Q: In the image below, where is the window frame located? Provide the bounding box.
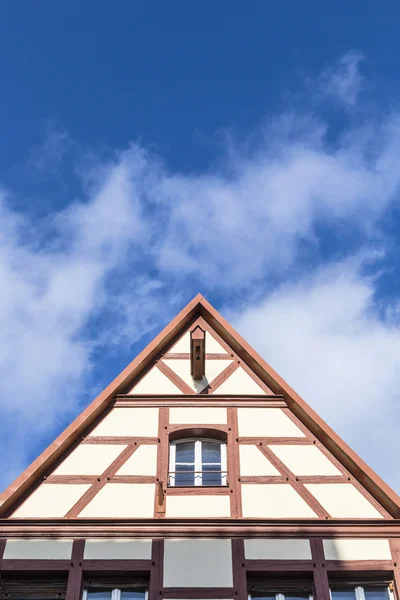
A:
[82,589,148,600]
[329,584,394,600]
[248,593,313,600]
[169,437,227,487]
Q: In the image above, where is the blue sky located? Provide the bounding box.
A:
[1,2,400,494]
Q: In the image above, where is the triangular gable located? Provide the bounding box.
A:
[1,293,399,519]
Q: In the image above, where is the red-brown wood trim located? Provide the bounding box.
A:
[168,423,229,434]
[82,437,158,445]
[206,361,240,394]
[163,589,235,599]
[390,539,400,600]
[1,559,70,570]
[310,538,330,600]
[239,437,313,445]
[65,444,140,518]
[157,361,196,395]
[258,445,330,518]
[239,476,348,484]
[325,559,393,571]
[112,476,157,484]
[66,539,85,600]
[164,353,230,360]
[166,486,230,495]
[1,518,400,538]
[0,538,6,585]
[228,407,242,518]
[154,408,169,517]
[115,396,285,407]
[245,559,314,571]
[83,559,152,571]
[0,294,203,516]
[232,539,247,600]
[148,539,163,600]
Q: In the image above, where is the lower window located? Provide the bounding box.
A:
[331,584,393,600]
[83,592,147,600]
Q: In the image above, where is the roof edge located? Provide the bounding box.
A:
[199,297,400,519]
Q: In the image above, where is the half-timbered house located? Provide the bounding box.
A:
[1,294,399,600]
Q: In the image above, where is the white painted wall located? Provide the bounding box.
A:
[170,331,191,353]
[4,539,73,559]
[166,495,231,518]
[84,539,152,559]
[116,445,158,476]
[323,539,391,560]
[129,367,182,395]
[89,407,159,437]
[238,408,305,437]
[268,445,341,476]
[53,444,126,476]
[244,539,312,560]
[11,483,90,518]
[241,484,317,518]
[78,483,155,518]
[169,407,227,424]
[239,445,280,476]
[305,484,383,518]
[163,539,233,587]
[215,367,266,395]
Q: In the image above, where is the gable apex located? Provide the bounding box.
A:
[1,293,400,520]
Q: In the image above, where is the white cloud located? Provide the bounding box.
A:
[232,257,400,490]
[318,50,365,107]
[2,51,400,495]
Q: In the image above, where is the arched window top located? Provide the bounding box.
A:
[169,437,227,487]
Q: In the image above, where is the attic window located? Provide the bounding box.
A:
[190,326,205,380]
[169,438,227,486]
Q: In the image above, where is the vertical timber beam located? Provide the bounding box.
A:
[66,539,85,600]
[0,538,6,586]
[232,539,247,600]
[227,407,242,518]
[149,539,164,600]
[390,540,400,600]
[155,407,169,517]
[310,539,330,600]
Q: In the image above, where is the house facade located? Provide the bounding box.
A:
[0,294,399,600]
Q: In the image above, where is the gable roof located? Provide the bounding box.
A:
[1,293,399,518]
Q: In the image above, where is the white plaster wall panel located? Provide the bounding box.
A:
[166,495,231,518]
[164,539,233,587]
[169,407,227,425]
[11,484,90,518]
[89,408,159,437]
[129,366,182,395]
[305,484,383,518]
[116,445,158,476]
[53,444,126,476]
[214,367,266,395]
[163,359,233,393]
[241,484,317,518]
[244,539,312,560]
[323,539,391,561]
[4,539,73,559]
[170,331,191,353]
[84,539,152,560]
[238,408,305,437]
[205,333,229,354]
[78,483,155,518]
[239,445,280,476]
[268,445,341,476]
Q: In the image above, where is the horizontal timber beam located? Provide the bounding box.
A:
[1,519,400,539]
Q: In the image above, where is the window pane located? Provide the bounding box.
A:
[285,594,312,600]
[331,590,356,600]
[175,441,195,462]
[202,441,221,464]
[121,592,147,600]
[202,463,222,486]
[87,593,113,600]
[175,463,195,486]
[364,588,390,600]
